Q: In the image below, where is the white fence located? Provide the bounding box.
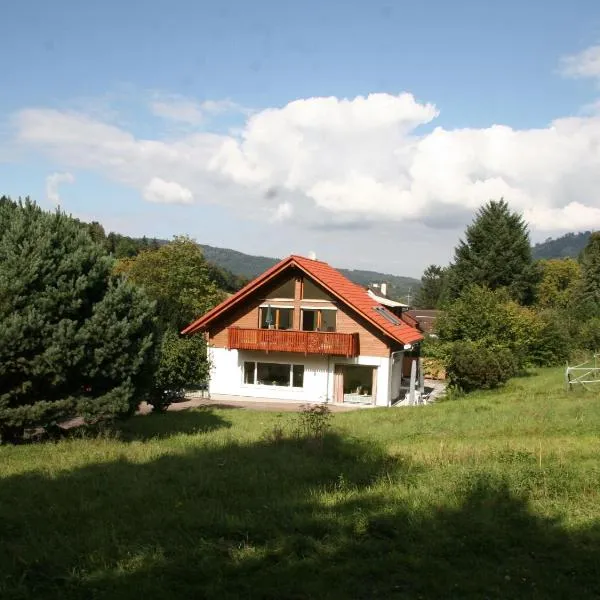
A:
[565,354,600,390]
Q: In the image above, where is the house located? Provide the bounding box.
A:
[182,255,423,406]
[405,309,439,335]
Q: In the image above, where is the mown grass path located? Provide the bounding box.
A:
[1,368,599,599]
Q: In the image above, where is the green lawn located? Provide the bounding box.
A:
[1,367,599,599]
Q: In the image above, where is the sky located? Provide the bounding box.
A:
[2,0,600,276]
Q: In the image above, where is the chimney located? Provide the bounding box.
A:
[380,283,387,297]
[308,251,317,260]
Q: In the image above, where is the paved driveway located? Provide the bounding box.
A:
[139,394,370,414]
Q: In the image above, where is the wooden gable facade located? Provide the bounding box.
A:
[206,267,392,358]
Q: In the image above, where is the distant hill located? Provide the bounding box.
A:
[199,245,278,279]
[199,244,419,301]
[532,231,592,260]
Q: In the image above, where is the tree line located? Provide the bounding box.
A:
[416,199,600,391]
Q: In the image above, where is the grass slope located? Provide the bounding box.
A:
[1,367,599,599]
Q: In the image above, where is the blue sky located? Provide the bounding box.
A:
[2,0,600,275]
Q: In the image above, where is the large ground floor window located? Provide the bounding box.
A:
[243,361,305,388]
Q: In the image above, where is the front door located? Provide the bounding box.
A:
[333,365,344,403]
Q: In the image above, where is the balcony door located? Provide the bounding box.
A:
[301,308,336,332]
[260,306,293,330]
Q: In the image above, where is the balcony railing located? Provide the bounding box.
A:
[227,327,359,357]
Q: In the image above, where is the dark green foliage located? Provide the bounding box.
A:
[532,231,592,259]
[104,232,164,259]
[148,332,209,412]
[449,199,535,303]
[0,198,157,441]
[205,262,249,293]
[116,237,224,332]
[415,264,448,308]
[578,317,600,352]
[447,342,515,392]
[528,310,572,366]
[436,285,537,369]
[577,232,600,313]
[118,238,222,411]
[535,258,581,309]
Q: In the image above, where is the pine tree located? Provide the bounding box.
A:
[415,265,448,308]
[448,199,535,303]
[576,231,600,313]
[0,199,157,442]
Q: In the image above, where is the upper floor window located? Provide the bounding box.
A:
[302,279,331,300]
[260,306,293,330]
[302,308,336,332]
[266,279,295,299]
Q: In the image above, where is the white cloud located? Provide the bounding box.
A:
[143,177,193,204]
[150,95,247,125]
[151,99,204,125]
[45,171,74,206]
[12,87,600,233]
[271,201,293,222]
[560,45,600,80]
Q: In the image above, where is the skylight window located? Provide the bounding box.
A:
[373,306,401,325]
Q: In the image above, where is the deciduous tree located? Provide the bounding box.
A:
[535,258,581,309]
[116,237,225,411]
[116,236,224,331]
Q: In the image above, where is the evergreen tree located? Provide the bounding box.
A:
[448,199,535,303]
[0,199,156,442]
[415,265,448,308]
[577,232,600,311]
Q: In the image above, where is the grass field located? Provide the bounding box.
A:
[1,367,599,599]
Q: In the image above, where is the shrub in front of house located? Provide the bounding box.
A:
[147,331,208,413]
[447,342,516,393]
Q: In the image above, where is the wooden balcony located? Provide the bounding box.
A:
[227,327,359,357]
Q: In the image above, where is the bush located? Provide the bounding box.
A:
[436,285,536,371]
[147,387,186,413]
[147,331,208,413]
[447,342,516,393]
[528,310,572,366]
[578,317,600,352]
[294,404,332,445]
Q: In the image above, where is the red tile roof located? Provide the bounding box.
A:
[182,255,423,346]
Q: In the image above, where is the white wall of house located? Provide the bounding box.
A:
[208,347,392,406]
[390,352,404,403]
